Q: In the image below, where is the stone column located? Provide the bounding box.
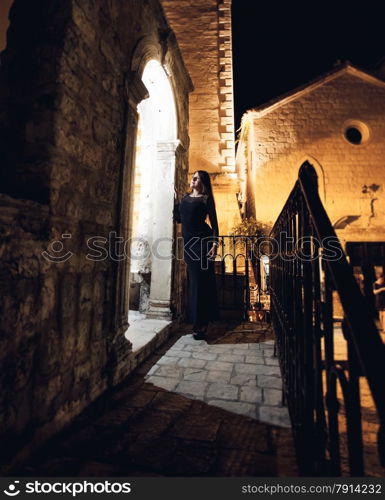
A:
[146,140,179,320]
[111,72,149,342]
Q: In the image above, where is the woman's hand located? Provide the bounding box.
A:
[207,244,218,260]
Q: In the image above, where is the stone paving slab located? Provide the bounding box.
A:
[207,370,232,383]
[240,386,262,403]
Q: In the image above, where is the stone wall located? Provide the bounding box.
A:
[161,0,235,173]
[236,67,385,245]
[0,0,191,471]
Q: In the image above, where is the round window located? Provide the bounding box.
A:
[343,120,370,145]
[345,127,362,144]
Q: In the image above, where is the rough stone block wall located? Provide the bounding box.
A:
[161,0,235,174]
[0,0,190,471]
[239,71,385,244]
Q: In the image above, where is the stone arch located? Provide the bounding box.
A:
[130,31,184,141]
[128,57,179,321]
[130,36,163,77]
[116,22,191,333]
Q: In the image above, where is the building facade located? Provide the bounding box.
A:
[236,64,385,246]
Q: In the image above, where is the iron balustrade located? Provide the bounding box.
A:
[214,235,269,321]
[269,161,385,476]
[345,241,385,320]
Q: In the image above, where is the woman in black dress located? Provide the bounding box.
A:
[373,273,385,331]
[174,170,220,340]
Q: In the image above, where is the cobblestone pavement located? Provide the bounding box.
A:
[146,331,290,427]
[14,321,298,477]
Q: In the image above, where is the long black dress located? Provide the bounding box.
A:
[174,193,220,328]
[374,282,385,311]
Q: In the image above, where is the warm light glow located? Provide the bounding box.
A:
[130,59,178,274]
[139,59,177,142]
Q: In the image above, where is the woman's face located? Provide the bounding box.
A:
[190,172,204,193]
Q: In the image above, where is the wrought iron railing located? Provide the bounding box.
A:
[269,161,385,476]
[214,235,269,321]
[345,241,385,320]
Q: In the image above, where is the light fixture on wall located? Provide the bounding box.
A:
[362,183,380,219]
[362,184,380,194]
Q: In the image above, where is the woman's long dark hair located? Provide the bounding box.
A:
[195,170,215,201]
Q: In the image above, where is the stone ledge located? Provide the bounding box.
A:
[125,318,173,365]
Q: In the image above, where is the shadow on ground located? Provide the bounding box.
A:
[12,320,297,477]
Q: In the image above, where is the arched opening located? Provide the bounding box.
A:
[298,156,326,204]
[128,59,178,322]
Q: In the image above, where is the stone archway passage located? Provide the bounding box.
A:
[128,59,178,322]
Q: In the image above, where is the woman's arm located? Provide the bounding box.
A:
[173,189,182,223]
[207,195,219,244]
[173,202,181,223]
[373,286,385,294]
